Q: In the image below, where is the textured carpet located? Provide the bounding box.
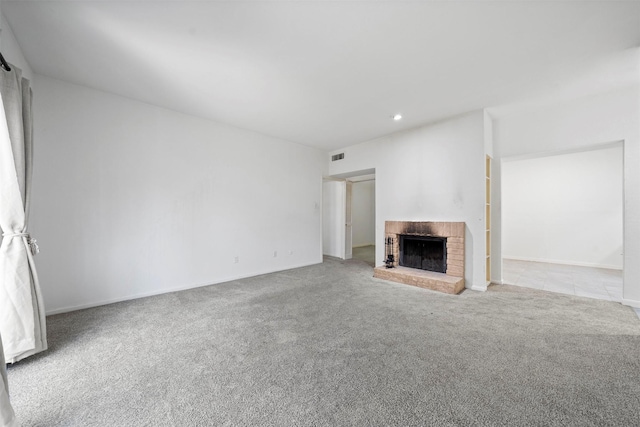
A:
[7,258,640,426]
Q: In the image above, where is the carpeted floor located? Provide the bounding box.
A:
[7,258,640,426]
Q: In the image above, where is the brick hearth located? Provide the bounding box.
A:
[373,221,465,294]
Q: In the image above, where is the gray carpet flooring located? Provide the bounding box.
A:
[7,258,640,426]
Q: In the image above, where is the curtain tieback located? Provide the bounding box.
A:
[2,232,40,255]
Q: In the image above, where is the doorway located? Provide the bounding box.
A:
[322,170,376,265]
[500,142,624,302]
[349,175,376,266]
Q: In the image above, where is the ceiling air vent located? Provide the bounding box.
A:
[331,153,344,161]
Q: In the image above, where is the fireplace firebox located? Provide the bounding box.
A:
[399,235,447,273]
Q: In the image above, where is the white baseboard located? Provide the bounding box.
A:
[469,284,487,292]
[503,256,622,271]
[45,260,322,316]
[622,298,640,309]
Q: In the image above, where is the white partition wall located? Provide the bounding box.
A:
[31,75,325,314]
[322,180,346,259]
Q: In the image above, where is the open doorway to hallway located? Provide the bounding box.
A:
[322,170,376,266]
[350,176,376,266]
[501,142,624,302]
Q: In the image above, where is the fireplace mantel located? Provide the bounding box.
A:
[373,221,465,294]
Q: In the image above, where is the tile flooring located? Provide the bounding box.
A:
[502,259,623,303]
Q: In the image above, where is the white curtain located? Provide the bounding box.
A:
[0,64,47,364]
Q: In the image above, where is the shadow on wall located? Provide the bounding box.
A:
[466,225,474,289]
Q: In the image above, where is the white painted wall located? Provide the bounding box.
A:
[351,180,375,247]
[0,13,33,80]
[493,84,640,306]
[328,112,487,290]
[484,110,493,158]
[322,180,345,258]
[30,75,324,314]
[502,145,623,269]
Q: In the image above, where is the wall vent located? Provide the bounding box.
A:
[331,153,344,161]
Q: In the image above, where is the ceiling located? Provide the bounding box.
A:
[3,1,639,151]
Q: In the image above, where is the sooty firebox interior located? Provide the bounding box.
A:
[399,235,447,273]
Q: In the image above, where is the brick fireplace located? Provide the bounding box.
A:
[373,221,465,294]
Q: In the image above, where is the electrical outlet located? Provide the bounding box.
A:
[234,256,239,264]
[289,250,293,255]
[273,251,278,258]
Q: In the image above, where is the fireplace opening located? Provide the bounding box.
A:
[399,235,447,273]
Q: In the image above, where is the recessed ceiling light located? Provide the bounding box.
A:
[392,114,402,121]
